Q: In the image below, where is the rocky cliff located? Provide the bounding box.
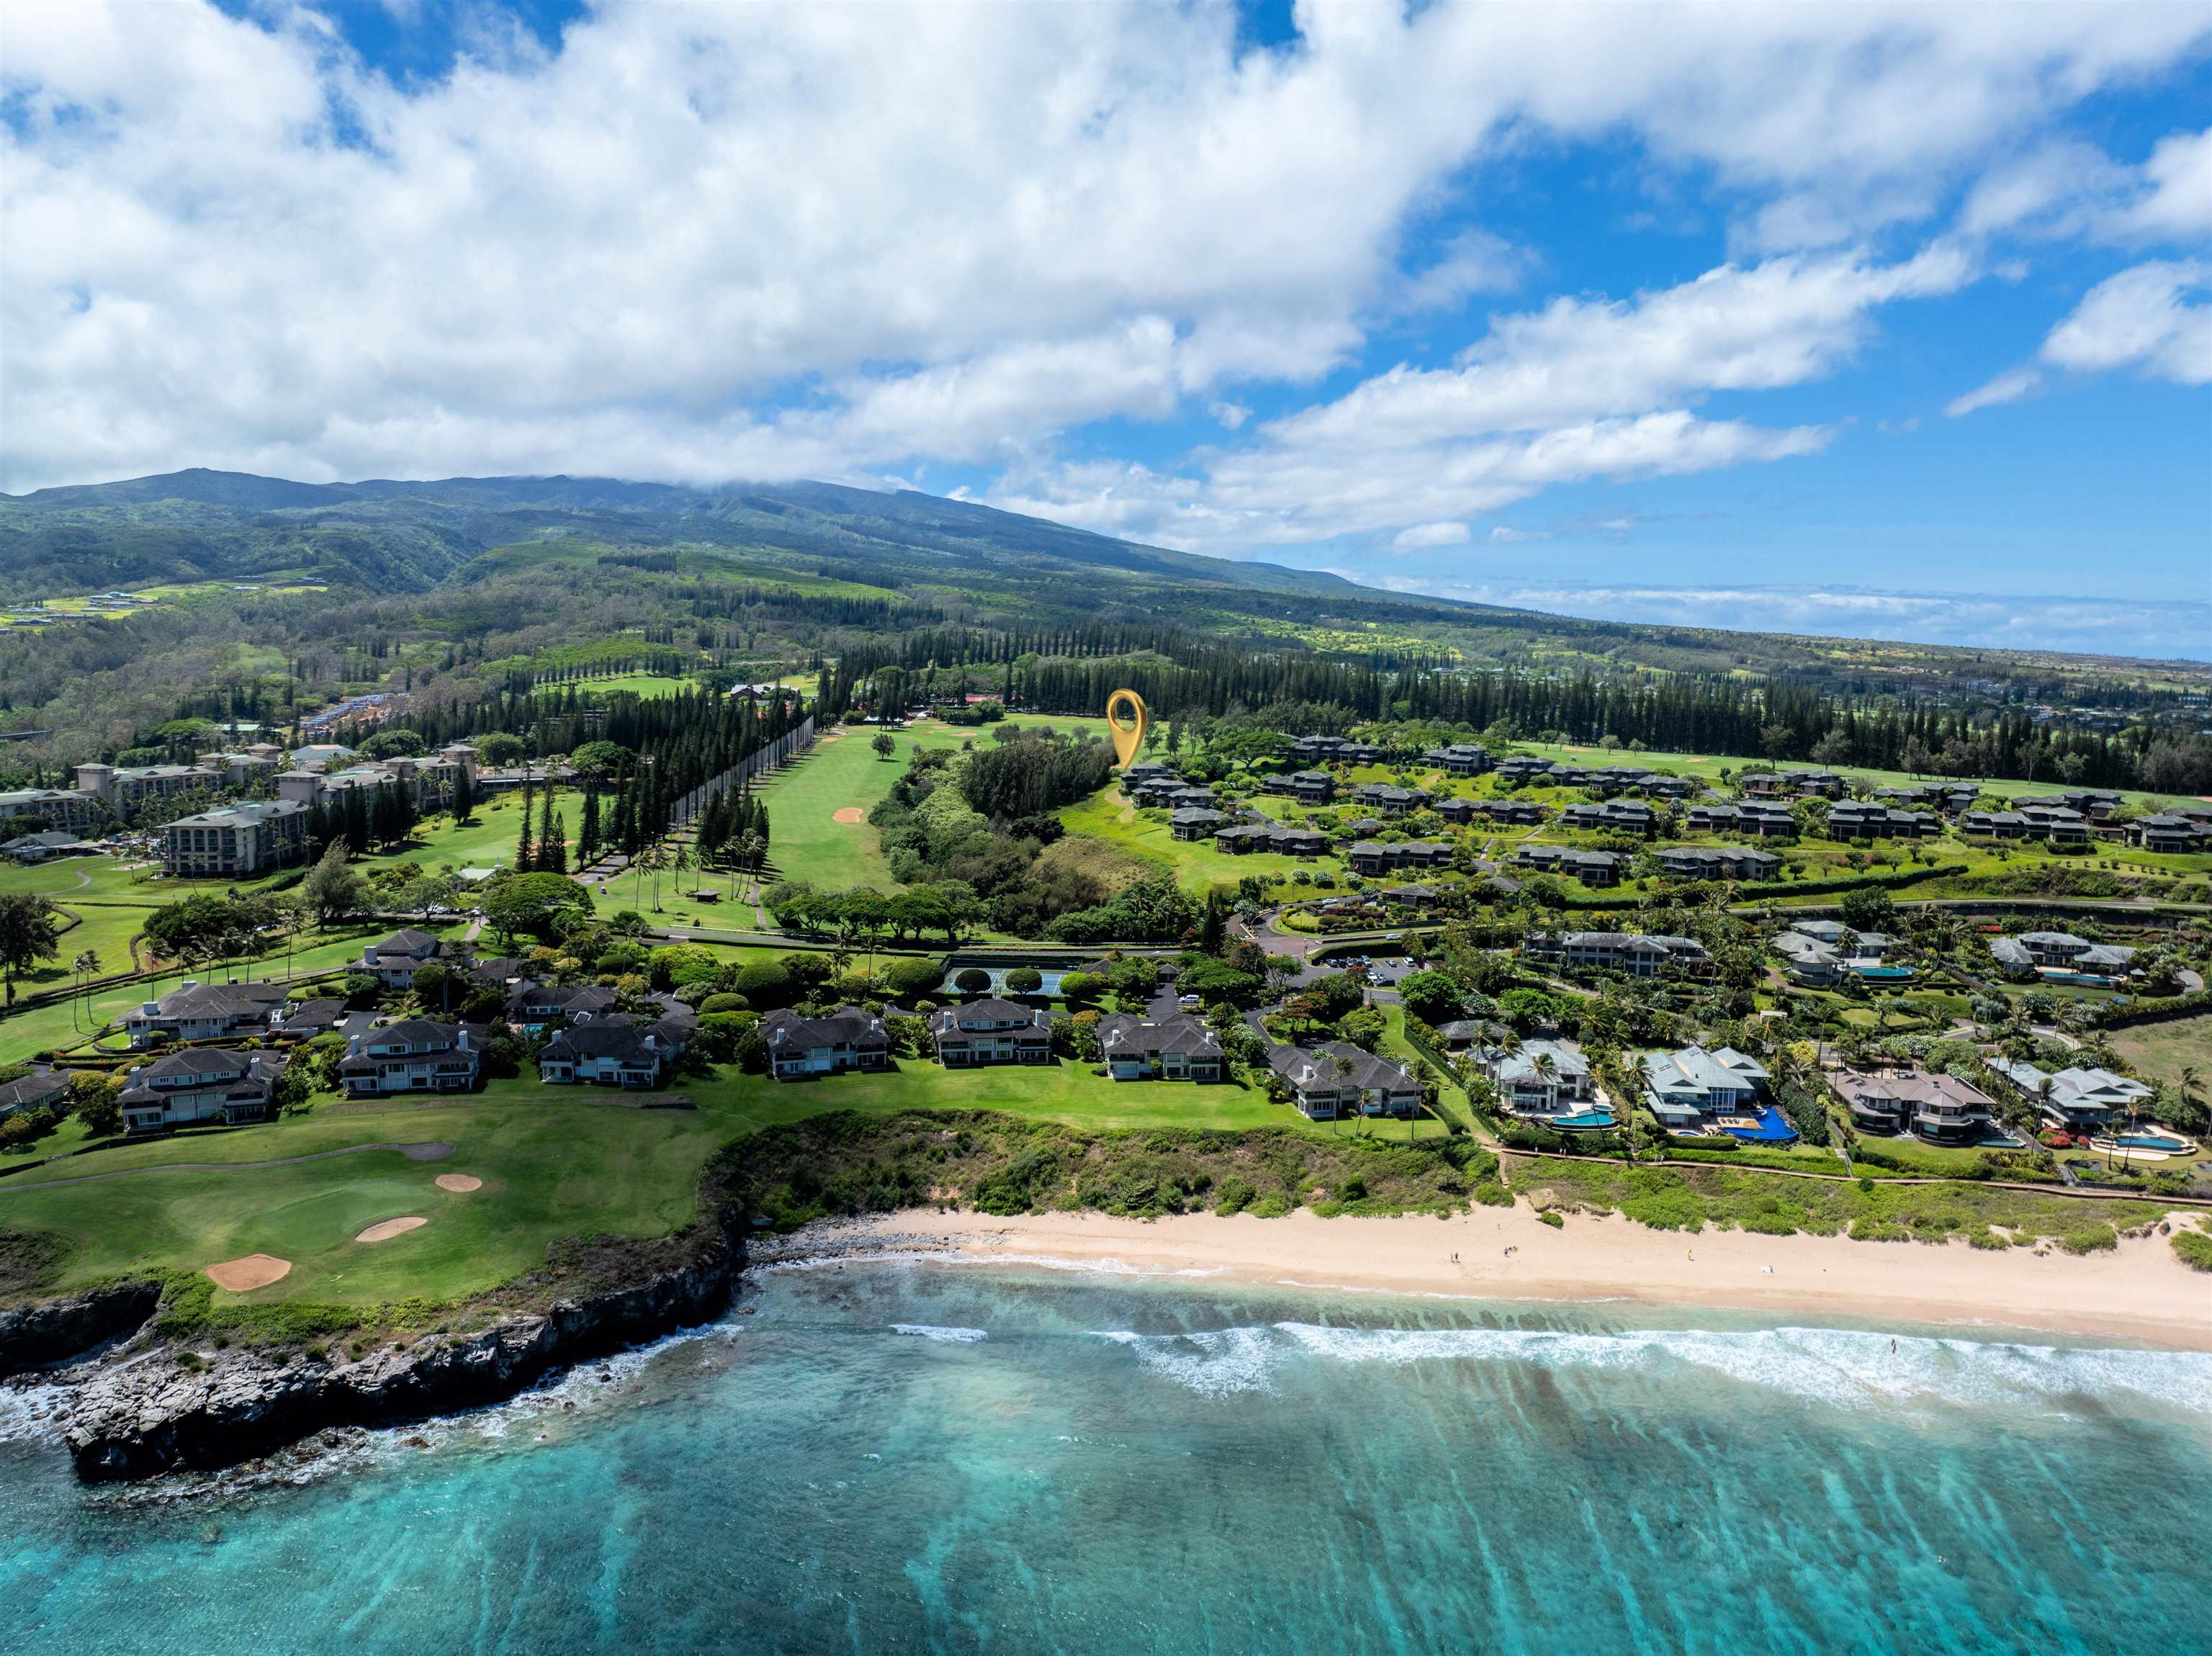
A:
[62,1244,735,1481]
[0,1279,164,1372]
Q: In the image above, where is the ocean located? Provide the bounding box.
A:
[2,1259,2208,1655]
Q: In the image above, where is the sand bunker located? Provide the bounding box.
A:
[207,1254,292,1292]
[356,1216,428,1243]
[435,1173,482,1193]
[832,807,866,824]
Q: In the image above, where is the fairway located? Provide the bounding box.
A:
[757,714,1112,891]
[0,1052,1436,1310]
[1058,788,1336,896]
[2108,1014,2212,1094]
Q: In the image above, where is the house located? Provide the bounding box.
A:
[1120,760,1176,792]
[1824,801,1941,838]
[1640,1046,1776,1133]
[338,1020,482,1095]
[1831,1068,2000,1145]
[2128,814,2211,853]
[1526,931,1709,978]
[1346,840,1453,876]
[1960,809,2031,840]
[932,998,1053,1067]
[2017,804,2092,844]
[1262,770,1337,804]
[1350,783,1432,816]
[762,1007,891,1081]
[1473,1039,1593,1119]
[1736,801,1800,839]
[1422,743,1493,776]
[356,928,461,989]
[1989,931,2135,981]
[1380,883,1442,908]
[1169,806,1231,841]
[1269,1041,1423,1120]
[1685,803,1743,834]
[1289,735,1381,765]
[1493,756,1562,786]
[157,799,310,876]
[122,978,288,1048]
[503,982,620,1032]
[1771,930,1845,985]
[117,1048,287,1131]
[272,998,347,1038]
[1512,845,1622,886]
[1214,823,1332,857]
[1434,1019,1505,1048]
[2056,788,2126,821]
[0,1070,71,1119]
[1096,1012,1226,1081]
[1640,774,1700,800]
[1990,1059,2152,1132]
[538,1016,685,1088]
[1654,845,1781,881]
[1559,798,1659,837]
[0,831,86,863]
[1444,797,1546,826]
[1742,769,1845,798]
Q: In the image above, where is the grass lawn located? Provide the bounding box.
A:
[0,1052,1364,1309]
[2108,1014,2212,1093]
[572,672,697,699]
[757,714,1112,891]
[1057,787,1336,897]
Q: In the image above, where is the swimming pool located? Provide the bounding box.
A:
[1536,1110,1617,1130]
[1720,1104,1800,1145]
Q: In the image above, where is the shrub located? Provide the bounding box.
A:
[1472,1183,1514,1207]
[883,957,945,998]
[2058,1225,2118,1256]
[1537,1210,1565,1229]
[1004,967,1043,995]
[696,993,750,1016]
[1213,1177,1256,1217]
[954,967,992,995]
[2172,1228,2212,1273]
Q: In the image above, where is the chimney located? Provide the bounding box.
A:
[181,979,199,991]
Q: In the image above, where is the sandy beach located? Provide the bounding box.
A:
[808,1206,2212,1349]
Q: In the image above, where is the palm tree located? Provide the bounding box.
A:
[69,948,99,1030]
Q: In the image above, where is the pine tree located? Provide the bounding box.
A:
[543,811,568,874]
[516,779,536,873]
[451,766,475,825]
[343,787,371,856]
[537,783,558,865]
[577,785,601,863]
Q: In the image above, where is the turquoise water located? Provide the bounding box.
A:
[4,1261,2209,1654]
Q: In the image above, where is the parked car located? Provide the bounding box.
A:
[1177,993,1203,1010]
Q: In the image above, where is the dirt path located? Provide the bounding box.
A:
[0,1140,455,1194]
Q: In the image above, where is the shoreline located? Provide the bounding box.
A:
[791,1207,2212,1351]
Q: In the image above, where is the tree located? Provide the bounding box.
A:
[577,785,603,864]
[475,732,527,768]
[451,765,476,825]
[1838,885,1899,937]
[955,966,992,996]
[69,948,100,1030]
[1004,966,1043,995]
[0,893,62,1004]
[1398,969,1465,1027]
[515,779,537,873]
[68,1071,122,1138]
[485,870,595,948]
[872,731,896,760]
[300,842,371,927]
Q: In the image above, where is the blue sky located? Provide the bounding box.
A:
[4,1,2208,657]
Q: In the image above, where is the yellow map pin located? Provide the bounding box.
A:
[1105,688,1148,769]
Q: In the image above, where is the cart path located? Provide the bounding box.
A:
[0,1140,454,1193]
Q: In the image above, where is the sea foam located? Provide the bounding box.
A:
[1094,1322,2212,1416]
[891,1323,989,1344]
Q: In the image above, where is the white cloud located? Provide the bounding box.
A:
[4,1,2208,496]
[2041,260,2212,384]
[2120,127,2212,238]
[1487,526,1552,543]
[1391,521,1472,550]
[1960,124,2212,246]
[1944,365,2043,418]
[1208,401,1251,431]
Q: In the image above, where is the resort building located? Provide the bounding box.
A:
[338,1020,483,1096]
[537,1016,686,1089]
[1830,1068,2002,1145]
[1736,801,1801,838]
[122,978,289,1048]
[1288,735,1381,765]
[1471,1038,1593,1118]
[1349,783,1432,817]
[2016,804,2092,844]
[1096,1012,1226,1082]
[2129,814,2212,853]
[1741,769,1845,799]
[117,1048,288,1132]
[0,831,87,863]
[0,787,106,834]
[1653,845,1782,881]
[1261,770,1337,805]
[1269,1041,1423,1120]
[1558,798,1659,837]
[1824,801,1941,838]
[1214,823,1331,858]
[1169,806,1231,841]
[72,762,223,816]
[1421,743,1494,776]
[1771,924,1910,986]
[1524,931,1709,978]
[0,1071,71,1120]
[761,1007,892,1081]
[156,799,310,876]
[1639,1045,1775,1134]
[1990,1060,2152,1132]
[932,998,1053,1067]
[1346,840,1453,876]
[1438,797,1545,827]
[1513,845,1624,886]
[1959,809,2031,840]
[2055,788,2126,821]
[271,998,347,1038]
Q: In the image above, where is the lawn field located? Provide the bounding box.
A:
[1057,788,1334,896]
[0,1053,1406,1309]
[2108,1014,2212,1094]
[756,714,1112,891]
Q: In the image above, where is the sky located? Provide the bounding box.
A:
[3,0,2209,660]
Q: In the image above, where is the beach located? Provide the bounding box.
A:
[807,1205,2212,1349]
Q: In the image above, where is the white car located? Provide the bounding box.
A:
[1177,993,1203,1010]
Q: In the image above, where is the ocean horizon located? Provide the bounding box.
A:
[4,1259,2207,1654]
